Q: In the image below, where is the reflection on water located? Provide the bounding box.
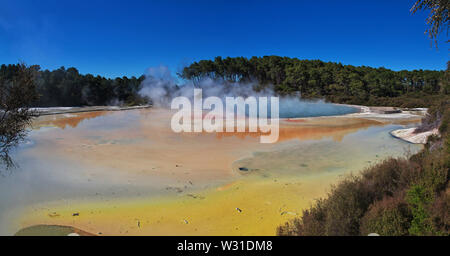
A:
[0,108,423,235]
[34,111,110,129]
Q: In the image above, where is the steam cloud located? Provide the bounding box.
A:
[139,65,357,118]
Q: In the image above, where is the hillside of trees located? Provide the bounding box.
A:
[0,64,149,107]
[181,56,448,107]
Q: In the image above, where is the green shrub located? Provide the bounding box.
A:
[360,194,412,236]
[406,185,434,235]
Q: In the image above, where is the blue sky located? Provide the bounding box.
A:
[0,0,448,78]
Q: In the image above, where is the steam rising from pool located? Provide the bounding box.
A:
[139,65,358,118]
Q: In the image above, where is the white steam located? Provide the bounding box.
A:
[138,65,358,118]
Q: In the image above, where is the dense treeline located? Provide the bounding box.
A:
[277,98,450,236]
[0,64,149,107]
[181,56,448,107]
[2,57,447,108]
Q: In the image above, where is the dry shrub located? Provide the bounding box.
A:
[430,187,450,235]
[323,177,372,235]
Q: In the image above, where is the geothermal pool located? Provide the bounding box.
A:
[0,107,423,235]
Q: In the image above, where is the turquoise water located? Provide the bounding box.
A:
[243,99,358,118]
[278,101,358,118]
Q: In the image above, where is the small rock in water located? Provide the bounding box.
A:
[187,194,205,199]
[280,211,297,216]
[48,212,60,217]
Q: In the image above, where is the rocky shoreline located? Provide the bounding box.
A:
[343,104,438,144]
[33,105,152,116]
[390,127,439,144]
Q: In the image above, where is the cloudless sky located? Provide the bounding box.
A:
[0,0,448,78]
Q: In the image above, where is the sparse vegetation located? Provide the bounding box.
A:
[411,0,449,47]
[0,64,39,168]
